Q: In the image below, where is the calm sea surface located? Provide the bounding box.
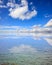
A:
[0,33,52,65]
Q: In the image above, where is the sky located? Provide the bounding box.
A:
[0,0,52,27]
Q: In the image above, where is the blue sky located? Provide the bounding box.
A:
[0,0,52,27]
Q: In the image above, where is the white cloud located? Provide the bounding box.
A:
[21,0,28,6]
[9,44,37,53]
[0,25,20,35]
[0,0,3,4]
[0,25,52,38]
[32,24,41,28]
[7,2,15,8]
[9,0,37,20]
[0,30,17,35]
[0,5,7,8]
[44,19,52,27]
[31,24,42,32]
[0,25,20,29]
[20,10,37,20]
[0,0,37,20]
[9,6,28,19]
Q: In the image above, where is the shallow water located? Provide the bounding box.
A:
[0,33,52,65]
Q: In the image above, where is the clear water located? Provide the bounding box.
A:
[0,33,52,65]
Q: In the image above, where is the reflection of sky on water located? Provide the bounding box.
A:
[0,33,52,54]
[0,33,52,65]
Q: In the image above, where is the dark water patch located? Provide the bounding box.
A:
[1,63,18,65]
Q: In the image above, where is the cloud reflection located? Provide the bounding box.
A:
[44,38,52,46]
[9,44,37,53]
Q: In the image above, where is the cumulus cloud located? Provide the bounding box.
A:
[20,10,37,20]
[0,0,37,20]
[9,6,28,19]
[9,0,37,20]
[9,44,37,53]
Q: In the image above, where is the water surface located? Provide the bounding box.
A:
[0,33,52,65]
